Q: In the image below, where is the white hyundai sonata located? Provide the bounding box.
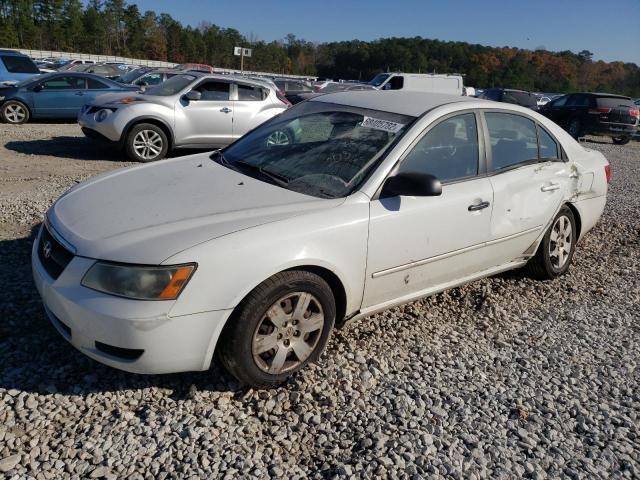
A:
[33,91,609,387]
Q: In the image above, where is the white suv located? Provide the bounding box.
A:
[79,73,289,162]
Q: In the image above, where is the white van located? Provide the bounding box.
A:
[369,72,464,96]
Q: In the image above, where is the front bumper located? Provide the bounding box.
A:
[78,108,124,143]
[31,226,232,374]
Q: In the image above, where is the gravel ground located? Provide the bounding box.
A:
[1,124,639,479]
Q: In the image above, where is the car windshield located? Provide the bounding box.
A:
[216,101,414,199]
[118,68,149,84]
[369,73,390,87]
[1,55,40,74]
[144,74,195,96]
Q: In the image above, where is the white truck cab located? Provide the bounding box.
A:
[369,72,464,96]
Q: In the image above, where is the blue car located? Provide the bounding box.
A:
[0,50,41,85]
[0,72,138,124]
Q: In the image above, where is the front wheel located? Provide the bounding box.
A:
[1,100,30,124]
[125,123,169,162]
[612,136,630,145]
[218,271,336,387]
[526,206,577,280]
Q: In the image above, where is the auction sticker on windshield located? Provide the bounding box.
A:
[360,117,405,133]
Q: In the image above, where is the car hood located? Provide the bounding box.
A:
[48,154,344,264]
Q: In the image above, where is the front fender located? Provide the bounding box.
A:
[164,198,370,318]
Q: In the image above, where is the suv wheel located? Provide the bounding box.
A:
[1,100,30,124]
[219,271,336,387]
[567,118,581,139]
[125,123,169,162]
[612,136,630,145]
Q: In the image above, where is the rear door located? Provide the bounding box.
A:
[231,83,272,139]
[32,75,87,117]
[482,111,570,264]
[176,78,233,146]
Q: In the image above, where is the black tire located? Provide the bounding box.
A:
[1,100,30,124]
[612,136,630,145]
[567,117,582,139]
[218,270,336,388]
[124,123,169,162]
[526,205,577,280]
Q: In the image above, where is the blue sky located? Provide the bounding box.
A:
[129,0,640,64]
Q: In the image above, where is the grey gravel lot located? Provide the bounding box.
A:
[1,124,639,479]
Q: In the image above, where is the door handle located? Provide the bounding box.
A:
[74,91,85,96]
[468,201,490,211]
[541,183,560,192]
[220,107,232,113]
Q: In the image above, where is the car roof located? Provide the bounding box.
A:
[0,49,28,56]
[310,91,481,117]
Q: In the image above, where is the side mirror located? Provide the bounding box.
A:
[381,172,442,198]
[185,90,201,101]
[32,84,43,93]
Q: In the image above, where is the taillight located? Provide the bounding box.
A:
[604,165,611,184]
[588,108,611,114]
[630,109,639,119]
[276,90,291,107]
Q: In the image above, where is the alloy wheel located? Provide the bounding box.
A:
[266,130,290,147]
[549,215,572,269]
[4,104,27,123]
[133,130,163,160]
[252,292,324,374]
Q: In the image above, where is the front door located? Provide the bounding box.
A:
[363,112,495,308]
[175,79,233,146]
[32,75,87,117]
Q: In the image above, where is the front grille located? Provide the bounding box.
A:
[38,225,74,280]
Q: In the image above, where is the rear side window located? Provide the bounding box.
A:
[480,89,502,101]
[139,73,163,85]
[1,55,40,74]
[399,113,479,182]
[485,112,538,171]
[195,81,230,100]
[538,127,559,159]
[237,84,265,101]
[87,78,109,89]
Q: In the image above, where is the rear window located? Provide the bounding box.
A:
[1,55,40,74]
[596,96,634,108]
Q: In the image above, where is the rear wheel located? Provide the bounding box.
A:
[218,271,335,387]
[526,206,577,280]
[1,100,30,124]
[125,123,169,162]
[612,136,630,145]
[567,117,582,139]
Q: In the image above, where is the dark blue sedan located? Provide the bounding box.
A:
[0,72,138,124]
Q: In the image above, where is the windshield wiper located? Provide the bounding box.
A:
[234,160,290,186]
[210,149,229,165]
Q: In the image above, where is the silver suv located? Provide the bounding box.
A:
[79,73,289,162]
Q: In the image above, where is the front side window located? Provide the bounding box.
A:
[485,112,538,171]
[218,101,414,198]
[398,113,479,182]
[369,73,390,87]
[195,80,230,101]
[538,127,559,159]
[237,84,265,101]
[41,76,85,90]
[1,55,40,74]
[87,78,109,89]
[566,94,591,107]
[549,95,568,107]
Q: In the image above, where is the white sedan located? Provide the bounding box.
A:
[33,91,609,387]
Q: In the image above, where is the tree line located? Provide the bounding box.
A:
[1,0,638,96]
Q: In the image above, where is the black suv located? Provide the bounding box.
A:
[478,88,538,110]
[540,92,639,144]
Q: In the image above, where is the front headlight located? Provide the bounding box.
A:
[82,262,196,300]
[95,108,111,122]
